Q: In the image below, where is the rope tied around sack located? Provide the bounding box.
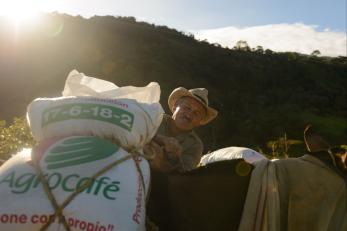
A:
[32,153,71,231]
[32,145,149,231]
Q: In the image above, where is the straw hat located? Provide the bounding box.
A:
[168,87,218,125]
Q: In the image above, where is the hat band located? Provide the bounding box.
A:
[192,93,207,106]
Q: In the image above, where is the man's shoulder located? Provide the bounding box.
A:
[160,114,202,146]
[190,130,203,146]
[178,130,203,149]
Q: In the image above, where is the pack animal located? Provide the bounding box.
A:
[147,126,347,231]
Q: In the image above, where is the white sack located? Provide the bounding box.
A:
[200,147,267,166]
[27,96,162,149]
[62,70,161,104]
[0,136,150,231]
[27,70,164,149]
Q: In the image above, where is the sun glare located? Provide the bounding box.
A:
[0,0,42,26]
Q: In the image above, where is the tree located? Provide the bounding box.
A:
[253,46,264,54]
[265,49,274,55]
[233,40,251,51]
[311,50,321,56]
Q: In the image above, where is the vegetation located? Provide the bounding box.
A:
[0,117,35,162]
[0,13,346,161]
[266,133,302,159]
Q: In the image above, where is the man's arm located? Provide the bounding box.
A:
[178,141,203,172]
[145,134,203,172]
[144,138,181,173]
[152,134,183,162]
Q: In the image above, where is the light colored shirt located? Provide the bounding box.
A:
[156,114,203,171]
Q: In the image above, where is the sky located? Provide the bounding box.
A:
[0,0,346,56]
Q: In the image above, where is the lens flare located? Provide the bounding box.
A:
[0,0,41,26]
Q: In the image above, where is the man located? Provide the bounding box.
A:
[145,87,218,172]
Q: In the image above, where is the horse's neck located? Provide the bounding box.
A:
[310,152,347,185]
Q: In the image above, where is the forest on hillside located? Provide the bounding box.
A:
[0,13,346,158]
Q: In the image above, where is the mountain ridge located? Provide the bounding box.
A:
[1,13,346,155]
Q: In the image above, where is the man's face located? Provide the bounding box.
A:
[172,97,207,131]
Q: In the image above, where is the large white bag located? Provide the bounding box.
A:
[0,136,150,231]
[199,147,267,166]
[27,70,164,149]
[62,70,161,103]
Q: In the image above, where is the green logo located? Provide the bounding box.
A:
[42,103,134,131]
[44,136,119,169]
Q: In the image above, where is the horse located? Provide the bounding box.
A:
[147,159,253,231]
[147,126,347,230]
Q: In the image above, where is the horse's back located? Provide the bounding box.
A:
[148,159,253,231]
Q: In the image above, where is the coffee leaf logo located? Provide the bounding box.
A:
[44,136,119,169]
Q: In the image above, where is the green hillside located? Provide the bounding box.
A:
[1,13,346,156]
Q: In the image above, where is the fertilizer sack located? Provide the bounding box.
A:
[27,96,162,149]
[0,136,150,231]
[27,70,163,149]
